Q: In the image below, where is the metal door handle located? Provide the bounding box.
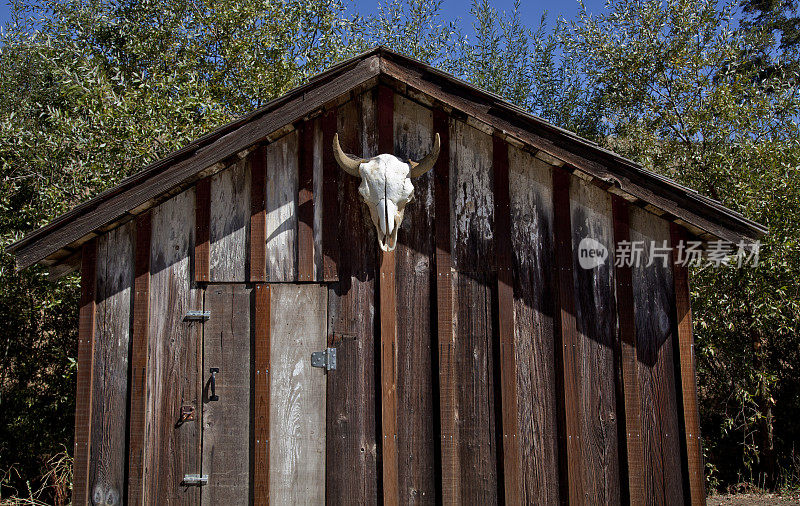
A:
[209,368,219,401]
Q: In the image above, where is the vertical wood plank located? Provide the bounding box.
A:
[630,207,684,505]
[378,85,394,154]
[201,285,252,505]
[145,189,203,505]
[508,146,560,505]
[127,211,151,506]
[269,284,327,504]
[321,109,340,281]
[569,178,621,504]
[450,119,497,503]
[670,224,706,506]
[89,222,134,506]
[73,239,97,506]
[376,84,400,504]
[552,169,584,505]
[325,94,378,505]
[210,158,250,282]
[266,131,299,281]
[312,118,324,281]
[253,284,271,505]
[298,121,315,281]
[250,146,268,282]
[195,177,211,283]
[433,108,459,505]
[393,94,437,502]
[612,196,645,506]
[492,134,522,505]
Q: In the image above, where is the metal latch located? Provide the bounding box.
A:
[184,310,210,322]
[208,368,219,401]
[182,474,208,486]
[176,405,195,427]
[311,348,337,371]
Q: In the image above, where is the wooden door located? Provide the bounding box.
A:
[197,283,327,505]
[268,284,327,505]
[201,284,252,505]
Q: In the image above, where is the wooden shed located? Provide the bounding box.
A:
[9,47,766,505]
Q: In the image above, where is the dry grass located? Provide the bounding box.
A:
[708,492,800,505]
[0,448,72,506]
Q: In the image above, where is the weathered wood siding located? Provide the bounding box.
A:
[209,158,250,282]
[569,177,621,504]
[266,131,299,282]
[629,206,685,505]
[76,85,702,506]
[450,119,498,502]
[508,145,560,505]
[145,188,203,505]
[393,93,437,503]
[378,86,400,502]
[89,221,134,505]
[74,240,97,506]
[206,132,303,284]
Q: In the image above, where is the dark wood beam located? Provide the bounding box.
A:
[612,196,645,505]
[126,212,151,506]
[253,284,271,504]
[321,109,340,282]
[552,169,584,504]
[671,223,707,506]
[250,146,267,282]
[492,134,522,504]
[432,108,460,504]
[73,239,97,505]
[377,84,399,503]
[297,121,315,282]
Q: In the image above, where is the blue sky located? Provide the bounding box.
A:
[0,0,607,33]
[347,0,605,30]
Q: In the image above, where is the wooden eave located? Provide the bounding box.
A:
[8,46,767,271]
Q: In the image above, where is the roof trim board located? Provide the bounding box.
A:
[8,47,766,269]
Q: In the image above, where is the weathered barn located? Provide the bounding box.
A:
[9,47,766,505]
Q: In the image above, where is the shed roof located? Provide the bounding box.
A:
[8,46,767,270]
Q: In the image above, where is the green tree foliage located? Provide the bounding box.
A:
[741,0,799,52]
[360,0,596,135]
[360,0,458,62]
[450,0,600,136]
[1,0,799,500]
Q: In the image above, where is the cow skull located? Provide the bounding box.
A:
[333,132,440,251]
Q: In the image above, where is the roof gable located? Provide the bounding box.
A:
[8,47,766,269]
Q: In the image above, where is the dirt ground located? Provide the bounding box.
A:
[708,493,800,505]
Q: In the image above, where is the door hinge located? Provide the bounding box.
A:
[182,474,208,486]
[311,348,337,371]
[184,310,210,322]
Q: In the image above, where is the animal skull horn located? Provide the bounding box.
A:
[332,132,441,252]
[332,133,364,176]
[408,133,440,178]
